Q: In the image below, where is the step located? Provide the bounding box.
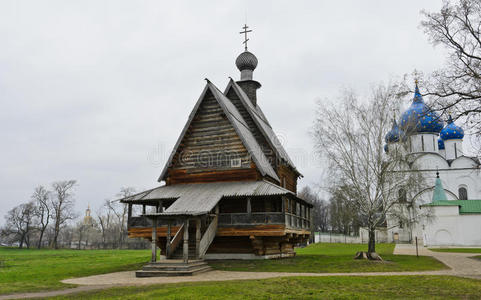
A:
[142,261,208,271]
[145,259,205,266]
[136,266,212,277]
[170,256,198,260]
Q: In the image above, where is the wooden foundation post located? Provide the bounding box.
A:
[183,219,189,263]
[151,217,157,263]
[195,218,201,259]
[166,220,171,258]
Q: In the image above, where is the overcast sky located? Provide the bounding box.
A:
[0,0,448,221]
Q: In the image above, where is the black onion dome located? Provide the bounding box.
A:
[236,51,258,71]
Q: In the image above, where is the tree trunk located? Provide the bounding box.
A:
[52,220,60,249]
[19,233,25,249]
[368,229,376,254]
[37,228,46,249]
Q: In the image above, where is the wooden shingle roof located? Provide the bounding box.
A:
[225,79,301,176]
[158,80,279,183]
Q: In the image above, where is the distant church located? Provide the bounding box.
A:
[120,25,312,274]
[384,82,481,247]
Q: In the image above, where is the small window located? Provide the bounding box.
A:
[230,158,241,168]
[459,187,468,200]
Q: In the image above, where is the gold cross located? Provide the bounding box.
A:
[239,24,252,51]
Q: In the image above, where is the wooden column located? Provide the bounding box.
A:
[151,217,157,263]
[127,204,132,219]
[246,198,251,214]
[166,220,171,258]
[142,205,146,215]
[183,219,189,263]
[127,204,132,229]
[195,218,201,259]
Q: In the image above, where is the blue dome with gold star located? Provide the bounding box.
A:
[440,116,464,140]
[399,83,444,134]
[385,119,404,143]
[438,138,445,150]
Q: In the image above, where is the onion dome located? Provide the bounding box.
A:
[385,119,404,143]
[440,115,464,140]
[235,51,258,71]
[399,82,444,134]
[438,138,445,150]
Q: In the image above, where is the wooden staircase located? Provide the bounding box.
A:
[136,260,212,277]
[135,214,218,277]
[170,227,197,260]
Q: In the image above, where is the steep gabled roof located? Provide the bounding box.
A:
[158,80,279,183]
[225,79,301,176]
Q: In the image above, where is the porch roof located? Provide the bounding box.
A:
[120,180,311,215]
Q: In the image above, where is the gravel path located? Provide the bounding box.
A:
[2,245,480,299]
[394,244,481,279]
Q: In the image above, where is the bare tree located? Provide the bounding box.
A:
[421,0,481,136]
[328,185,362,235]
[298,186,329,232]
[96,201,112,249]
[31,186,50,248]
[50,180,77,249]
[3,202,36,248]
[75,221,87,250]
[106,187,135,248]
[313,83,425,258]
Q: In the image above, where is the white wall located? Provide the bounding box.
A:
[444,139,463,160]
[421,206,481,247]
[409,133,438,153]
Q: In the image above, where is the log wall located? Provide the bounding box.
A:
[165,89,260,184]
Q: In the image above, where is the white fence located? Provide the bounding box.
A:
[314,228,389,244]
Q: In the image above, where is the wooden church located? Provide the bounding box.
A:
[120,25,312,276]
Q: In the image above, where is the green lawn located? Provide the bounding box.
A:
[0,247,149,295]
[209,243,447,273]
[0,243,449,296]
[50,276,481,299]
[429,248,481,253]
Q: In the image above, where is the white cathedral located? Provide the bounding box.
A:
[384,82,481,247]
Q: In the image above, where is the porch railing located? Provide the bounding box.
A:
[129,212,310,230]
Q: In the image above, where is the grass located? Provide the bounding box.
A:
[209,243,447,273]
[0,243,449,296]
[429,248,481,253]
[0,247,149,295]
[50,276,481,299]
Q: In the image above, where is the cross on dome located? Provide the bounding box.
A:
[239,24,252,51]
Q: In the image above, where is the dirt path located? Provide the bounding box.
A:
[2,245,480,299]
